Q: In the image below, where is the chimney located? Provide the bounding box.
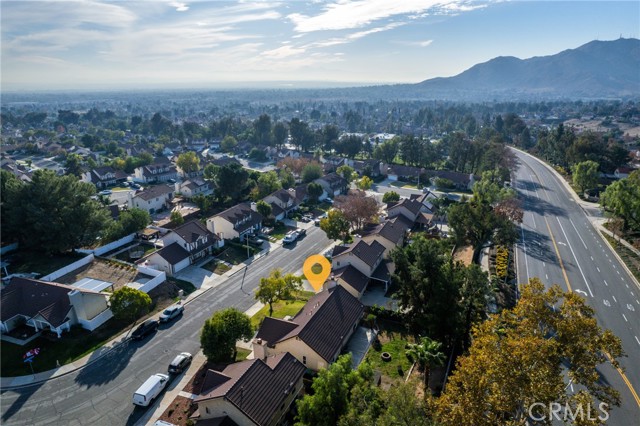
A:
[250,202,257,212]
[323,276,337,291]
[253,337,268,360]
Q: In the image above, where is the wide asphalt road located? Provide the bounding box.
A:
[0,227,330,426]
[513,149,640,425]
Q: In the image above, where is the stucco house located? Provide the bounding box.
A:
[356,216,409,258]
[252,285,364,371]
[262,188,300,221]
[331,239,386,277]
[134,158,178,184]
[192,352,305,426]
[175,179,213,198]
[0,277,112,338]
[128,184,174,214]
[81,166,128,189]
[206,203,263,240]
[386,198,423,224]
[314,173,348,199]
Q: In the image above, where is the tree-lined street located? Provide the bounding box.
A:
[513,149,640,425]
[0,228,330,426]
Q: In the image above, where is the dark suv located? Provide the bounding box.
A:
[131,319,159,341]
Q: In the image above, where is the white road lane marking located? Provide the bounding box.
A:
[597,267,601,272]
[623,314,628,322]
[556,217,594,297]
[546,274,549,280]
[613,295,617,302]
[591,256,594,261]
[520,223,530,283]
[604,280,608,286]
[569,218,588,249]
[636,336,640,346]
[604,300,611,307]
[627,304,635,312]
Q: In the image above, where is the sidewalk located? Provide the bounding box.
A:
[0,243,275,391]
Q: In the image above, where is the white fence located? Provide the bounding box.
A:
[78,309,114,331]
[136,265,166,293]
[41,254,94,281]
[76,233,136,256]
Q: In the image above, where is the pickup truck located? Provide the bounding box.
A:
[282,231,299,245]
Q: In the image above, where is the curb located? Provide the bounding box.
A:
[596,226,640,292]
[0,242,280,391]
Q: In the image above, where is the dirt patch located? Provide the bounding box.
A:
[158,396,197,426]
[56,258,152,290]
[453,245,474,266]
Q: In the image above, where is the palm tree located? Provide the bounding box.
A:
[406,336,446,390]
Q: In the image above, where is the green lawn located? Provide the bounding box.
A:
[1,319,132,376]
[269,222,292,240]
[236,348,251,361]
[201,260,232,275]
[216,244,257,265]
[251,291,314,329]
[365,320,416,381]
[3,250,85,277]
[166,277,197,295]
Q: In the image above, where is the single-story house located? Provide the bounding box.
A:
[146,242,191,276]
[1,277,112,338]
[426,170,476,190]
[192,352,305,426]
[253,285,364,371]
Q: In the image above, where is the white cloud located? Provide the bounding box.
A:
[261,45,306,59]
[309,22,405,48]
[287,0,471,33]
[401,39,434,47]
[170,2,189,12]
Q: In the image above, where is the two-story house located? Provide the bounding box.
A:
[386,198,423,224]
[252,285,364,371]
[133,157,178,184]
[330,239,389,293]
[81,166,128,189]
[128,184,174,214]
[356,216,409,258]
[192,352,305,426]
[314,173,348,199]
[175,179,213,198]
[262,188,299,221]
[206,202,263,240]
[146,220,220,275]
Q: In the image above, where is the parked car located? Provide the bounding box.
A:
[314,218,321,226]
[168,178,176,184]
[325,197,334,204]
[159,304,184,323]
[131,319,159,340]
[246,235,264,246]
[168,352,193,374]
[132,373,169,406]
[131,183,142,190]
[98,190,112,196]
[282,231,299,245]
[296,228,306,238]
[300,216,311,223]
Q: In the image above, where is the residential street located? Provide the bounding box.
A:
[513,150,640,425]
[0,227,330,426]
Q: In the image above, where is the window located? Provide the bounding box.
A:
[205,407,210,414]
[302,356,307,365]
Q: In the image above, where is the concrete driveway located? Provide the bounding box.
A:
[346,326,377,368]
[174,264,217,289]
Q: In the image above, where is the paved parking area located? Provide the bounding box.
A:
[174,265,217,289]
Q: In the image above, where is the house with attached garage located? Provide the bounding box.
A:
[145,220,221,275]
[252,285,364,371]
[262,188,300,221]
[191,352,305,426]
[81,166,128,189]
[174,179,213,198]
[0,277,112,339]
[314,173,348,199]
[133,157,178,184]
[128,184,174,214]
[206,202,263,240]
[356,216,409,258]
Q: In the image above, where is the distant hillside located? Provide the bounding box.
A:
[410,38,640,99]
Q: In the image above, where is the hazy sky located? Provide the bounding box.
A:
[1,0,638,91]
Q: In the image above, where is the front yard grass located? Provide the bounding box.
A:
[269,222,292,240]
[1,319,131,376]
[250,290,314,329]
[216,244,258,265]
[365,320,416,386]
[201,259,232,275]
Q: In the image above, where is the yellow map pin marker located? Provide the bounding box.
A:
[303,254,331,292]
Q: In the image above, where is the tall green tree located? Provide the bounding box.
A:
[176,151,200,174]
[320,209,351,242]
[600,170,640,231]
[336,165,355,184]
[572,160,599,194]
[373,139,399,164]
[382,191,400,204]
[64,153,84,177]
[200,308,253,362]
[220,135,238,152]
[256,200,272,219]
[255,268,302,316]
[356,176,373,191]
[215,162,249,201]
[4,170,111,254]
[307,182,324,204]
[279,169,296,189]
[254,171,281,199]
[301,162,323,183]
[110,287,152,325]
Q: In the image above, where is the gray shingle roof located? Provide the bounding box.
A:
[214,203,263,234]
[332,265,370,293]
[155,242,190,264]
[195,352,305,426]
[336,240,386,268]
[134,184,174,201]
[171,220,216,244]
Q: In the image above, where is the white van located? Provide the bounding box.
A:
[132,373,169,406]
